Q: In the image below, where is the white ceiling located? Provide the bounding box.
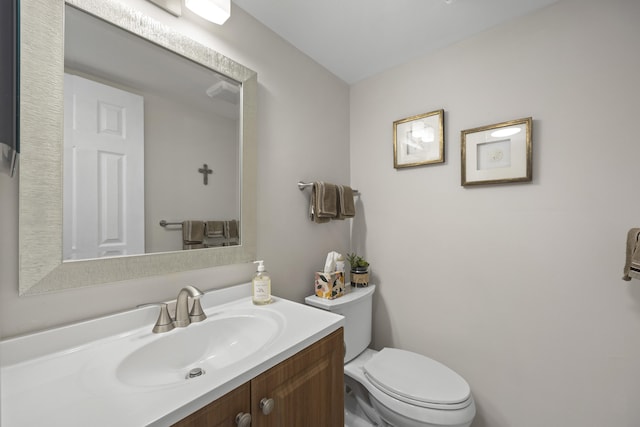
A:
[232,0,560,84]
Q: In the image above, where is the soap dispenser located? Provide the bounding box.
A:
[252,260,272,305]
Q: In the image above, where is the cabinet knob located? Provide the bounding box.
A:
[259,397,275,415]
[235,412,252,427]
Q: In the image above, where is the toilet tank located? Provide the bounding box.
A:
[305,285,376,363]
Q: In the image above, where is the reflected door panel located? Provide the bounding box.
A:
[63,73,145,260]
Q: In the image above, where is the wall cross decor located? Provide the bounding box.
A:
[198,163,213,185]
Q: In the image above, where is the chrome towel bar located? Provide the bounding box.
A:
[159,220,183,227]
[297,181,359,194]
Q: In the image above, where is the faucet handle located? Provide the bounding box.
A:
[189,297,207,323]
[138,303,175,334]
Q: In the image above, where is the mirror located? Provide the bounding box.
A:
[19,0,257,295]
[64,5,241,259]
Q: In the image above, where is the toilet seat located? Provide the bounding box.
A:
[363,348,472,410]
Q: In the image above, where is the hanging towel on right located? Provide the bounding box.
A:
[622,228,640,281]
[336,185,356,219]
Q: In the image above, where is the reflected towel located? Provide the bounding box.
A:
[206,221,224,237]
[182,220,205,245]
[227,220,239,239]
[183,243,205,250]
[224,220,239,246]
[310,182,337,223]
[623,228,640,281]
[203,220,239,246]
[336,185,356,219]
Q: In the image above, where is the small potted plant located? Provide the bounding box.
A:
[347,253,370,287]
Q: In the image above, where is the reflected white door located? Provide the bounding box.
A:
[63,73,145,260]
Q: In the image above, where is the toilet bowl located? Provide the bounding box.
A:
[305,285,476,427]
[345,348,475,427]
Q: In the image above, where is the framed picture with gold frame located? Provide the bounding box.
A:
[461,117,532,186]
[393,109,444,168]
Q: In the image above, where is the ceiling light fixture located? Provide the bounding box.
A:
[185,0,230,25]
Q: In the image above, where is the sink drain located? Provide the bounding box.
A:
[186,367,205,379]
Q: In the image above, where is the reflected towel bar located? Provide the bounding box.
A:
[159,220,183,227]
[297,181,359,194]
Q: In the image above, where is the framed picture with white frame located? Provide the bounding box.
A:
[461,117,532,186]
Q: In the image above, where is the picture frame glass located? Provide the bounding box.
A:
[394,110,444,168]
[462,117,532,186]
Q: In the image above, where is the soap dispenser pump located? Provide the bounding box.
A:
[252,260,272,305]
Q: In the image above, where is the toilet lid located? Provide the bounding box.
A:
[363,348,471,407]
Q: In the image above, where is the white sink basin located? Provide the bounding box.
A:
[1,283,344,427]
[116,309,284,387]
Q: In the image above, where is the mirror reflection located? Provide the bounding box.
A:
[63,5,241,261]
[19,0,256,295]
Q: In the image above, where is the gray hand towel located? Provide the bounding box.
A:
[206,221,224,237]
[183,243,205,250]
[622,228,640,280]
[227,219,239,239]
[310,182,336,223]
[336,185,356,219]
[182,220,205,245]
[224,220,239,246]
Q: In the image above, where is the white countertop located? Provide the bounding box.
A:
[0,283,344,426]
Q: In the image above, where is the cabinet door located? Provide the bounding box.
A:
[172,381,251,427]
[251,328,344,427]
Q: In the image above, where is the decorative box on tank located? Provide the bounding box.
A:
[314,271,345,299]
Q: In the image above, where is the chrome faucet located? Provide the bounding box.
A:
[173,285,207,328]
[140,285,207,333]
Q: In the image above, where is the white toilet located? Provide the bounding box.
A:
[305,285,476,427]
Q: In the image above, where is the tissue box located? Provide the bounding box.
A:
[314,271,345,299]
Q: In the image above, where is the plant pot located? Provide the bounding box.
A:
[350,267,369,287]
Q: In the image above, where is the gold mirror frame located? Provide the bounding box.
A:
[19,0,257,295]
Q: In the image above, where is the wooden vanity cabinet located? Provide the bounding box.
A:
[172,382,251,427]
[251,327,344,427]
[173,328,344,427]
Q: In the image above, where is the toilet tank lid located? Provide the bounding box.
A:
[364,348,471,406]
[305,285,375,310]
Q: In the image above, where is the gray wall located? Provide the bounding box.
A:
[350,0,640,426]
